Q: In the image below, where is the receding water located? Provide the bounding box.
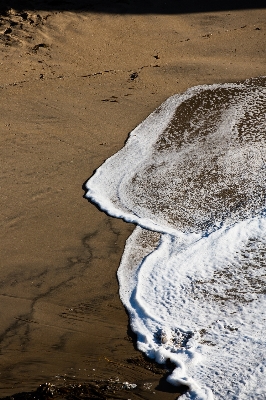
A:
[85,77,266,399]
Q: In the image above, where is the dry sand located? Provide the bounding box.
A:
[0,1,265,398]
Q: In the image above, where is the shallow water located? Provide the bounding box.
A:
[85,77,266,399]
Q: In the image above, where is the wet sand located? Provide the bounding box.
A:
[0,2,265,398]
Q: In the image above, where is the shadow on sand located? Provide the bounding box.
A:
[1,0,265,15]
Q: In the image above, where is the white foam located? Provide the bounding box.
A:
[85,77,266,399]
[118,220,266,399]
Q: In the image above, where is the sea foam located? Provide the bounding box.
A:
[85,77,266,399]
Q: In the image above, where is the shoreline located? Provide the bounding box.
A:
[0,3,265,398]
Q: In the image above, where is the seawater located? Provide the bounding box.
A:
[85,77,266,399]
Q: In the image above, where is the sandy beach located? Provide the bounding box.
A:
[0,1,265,398]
